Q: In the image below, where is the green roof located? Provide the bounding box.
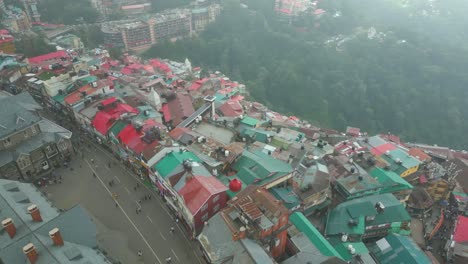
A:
[290,212,342,259]
[240,128,272,143]
[325,193,411,237]
[369,233,430,264]
[240,116,260,127]
[334,242,370,261]
[370,168,413,194]
[109,121,127,138]
[218,175,247,198]
[382,149,420,172]
[233,150,292,185]
[269,187,300,209]
[154,151,201,178]
[52,94,65,103]
[336,174,382,199]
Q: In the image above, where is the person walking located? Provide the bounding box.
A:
[138,250,142,258]
[165,256,172,263]
[170,227,175,234]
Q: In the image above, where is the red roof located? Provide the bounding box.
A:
[169,127,190,140]
[161,103,171,122]
[64,85,96,105]
[115,103,138,114]
[454,215,468,242]
[28,50,69,65]
[91,111,115,136]
[409,148,431,162]
[189,78,209,91]
[149,59,171,73]
[346,126,361,136]
[117,124,143,146]
[101,97,117,106]
[370,143,397,156]
[167,94,194,126]
[178,176,227,215]
[219,100,243,117]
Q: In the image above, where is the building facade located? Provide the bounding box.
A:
[0,93,73,182]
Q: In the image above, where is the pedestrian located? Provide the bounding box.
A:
[108,181,112,187]
[136,208,139,214]
[165,256,172,263]
[90,158,94,164]
[138,207,142,213]
[134,186,137,191]
[138,250,142,258]
[136,183,140,188]
[108,162,111,168]
[176,218,179,223]
[144,195,148,201]
[111,179,114,185]
[170,226,175,233]
[93,172,96,178]
[148,194,151,200]
[138,199,142,204]
[115,202,118,207]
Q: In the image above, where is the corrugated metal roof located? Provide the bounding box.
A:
[154,151,201,177]
[369,234,430,264]
[290,212,342,259]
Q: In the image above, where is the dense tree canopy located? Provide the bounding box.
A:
[38,0,99,24]
[144,0,468,148]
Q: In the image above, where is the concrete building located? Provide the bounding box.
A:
[191,4,220,32]
[0,179,111,263]
[2,6,31,32]
[21,0,40,22]
[0,29,15,54]
[149,9,192,42]
[0,92,73,182]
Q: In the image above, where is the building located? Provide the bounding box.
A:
[368,233,431,264]
[150,149,227,236]
[369,167,413,203]
[447,215,468,263]
[0,179,111,263]
[380,148,421,178]
[162,93,195,128]
[290,158,331,214]
[52,34,84,50]
[334,170,383,201]
[0,29,15,54]
[325,193,411,241]
[121,3,151,16]
[21,0,40,22]
[198,185,289,262]
[191,4,220,32]
[121,21,152,50]
[220,149,293,197]
[2,5,31,32]
[0,92,73,182]
[149,9,192,42]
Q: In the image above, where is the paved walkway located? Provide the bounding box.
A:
[42,138,204,264]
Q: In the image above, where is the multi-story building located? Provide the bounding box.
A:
[21,0,40,22]
[198,185,289,262]
[3,6,31,32]
[191,4,220,32]
[121,21,152,50]
[149,9,192,42]
[0,92,73,182]
[0,30,15,54]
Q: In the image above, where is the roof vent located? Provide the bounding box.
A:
[12,192,30,204]
[64,247,83,260]
[348,219,358,226]
[375,202,385,213]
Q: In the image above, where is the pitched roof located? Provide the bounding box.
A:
[240,116,259,127]
[454,215,468,243]
[381,148,421,171]
[178,176,227,215]
[369,233,430,264]
[28,50,69,65]
[408,148,431,162]
[116,124,143,146]
[290,212,342,258]
[64,85,96,105]
[154,150,201,177]
[369,167,413,193]
[91,111,115,136]
[370,143,397,156]
[218,100,243,117]
[166,94,194,126]
[325,193,411,236]
[0,179,110,264]
[0,92,42,138]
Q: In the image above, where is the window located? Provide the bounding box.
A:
[201,213,209,222]
[201,203,208,212]
[4,138,11,147]
[31,126,36,134]
[213,194,220,203]
[213,204,220,213]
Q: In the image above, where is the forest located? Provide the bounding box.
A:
[144,0,468,149]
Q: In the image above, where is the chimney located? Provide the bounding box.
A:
[2,218,16,238]
[27,204,42,222]
[49,228,64,246]
[23,243,38,264]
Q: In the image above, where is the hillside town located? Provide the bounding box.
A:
[0,1,467,264]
